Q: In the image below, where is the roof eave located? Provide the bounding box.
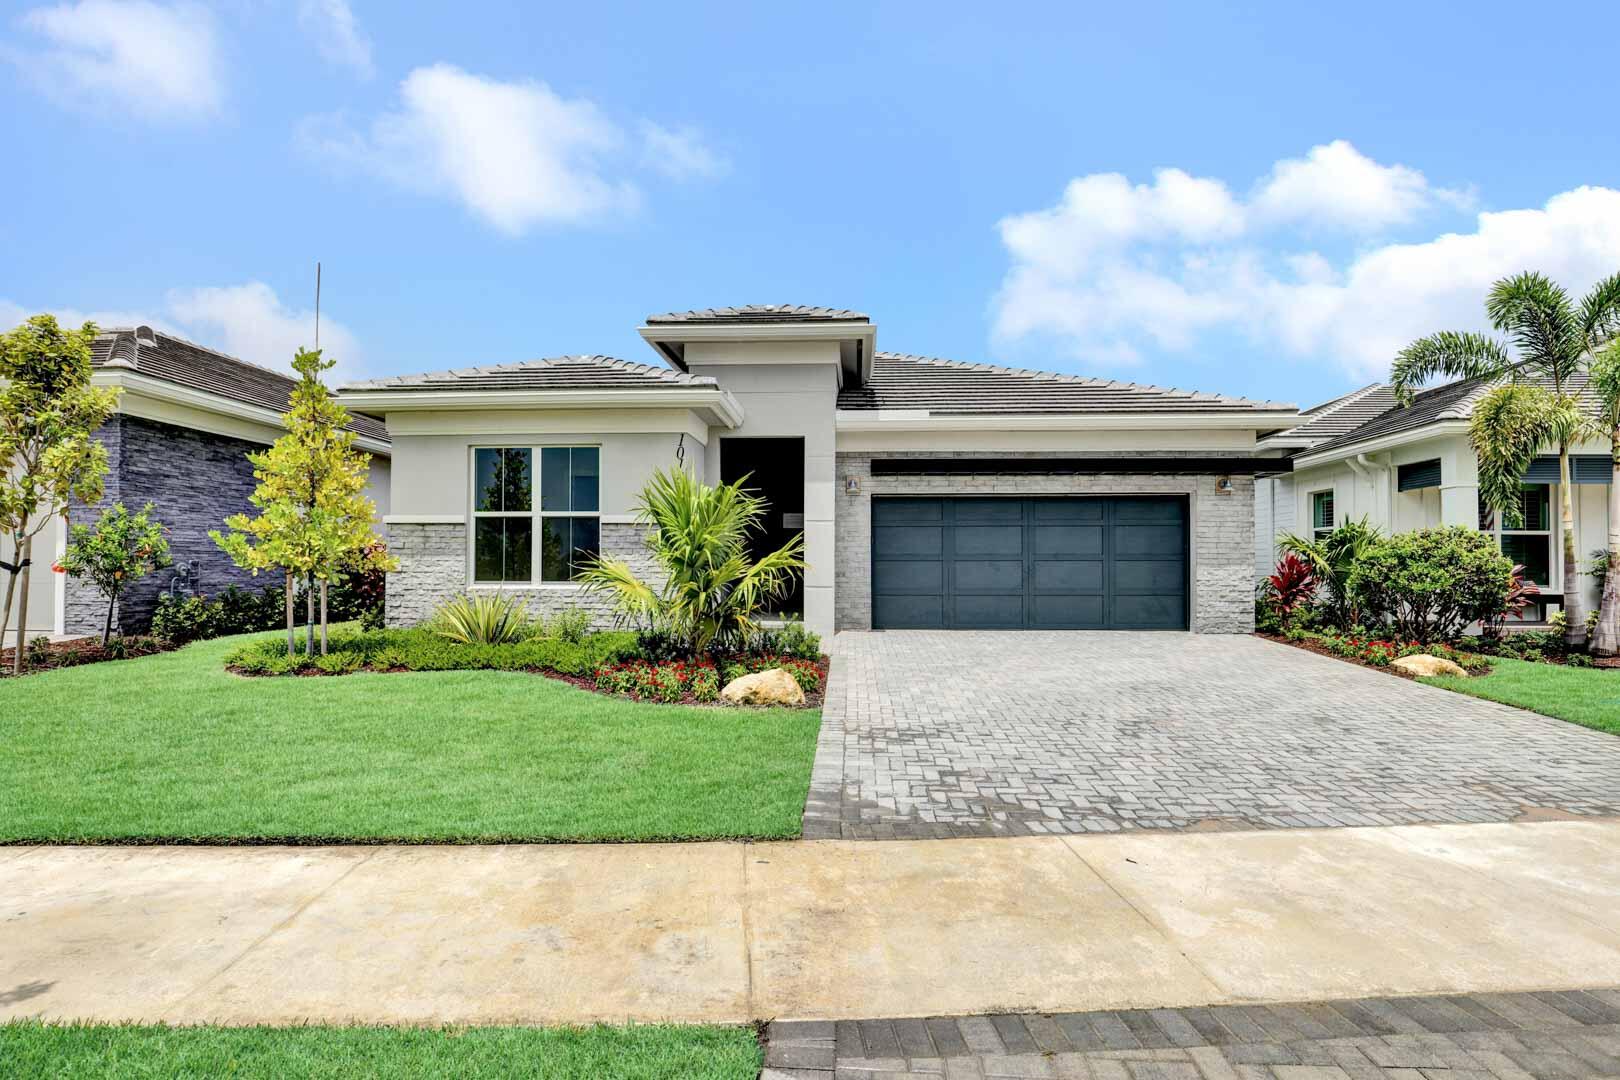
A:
[835,408,1301,432]
[336,386,745,429]
[637,321,876,373]
[1292,419,1470,469]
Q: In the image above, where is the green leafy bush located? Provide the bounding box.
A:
[430,593,531,644]
[751,619,822,660]
[151,594,222,645]
[537,605,592,645]
[314,651,364,675]
[224,628,640,679]
[55,501,171,644]
[1348,527,1514,645]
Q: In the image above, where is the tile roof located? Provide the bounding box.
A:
[1303,367,1597,458]
[644,304,869,325]
[836,352,1294,414]
[341,354,721,392]
[1280,384,1402,442]
[92,327,388,442]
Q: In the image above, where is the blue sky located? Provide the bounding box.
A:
[4,1,1618,408]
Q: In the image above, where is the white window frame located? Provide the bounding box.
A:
[1309,488,1335,541]
[467,443,602,589]
[1480,482,1556,595]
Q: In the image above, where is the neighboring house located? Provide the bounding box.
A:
[13,326,392,637]
[341,305,1298,639]
[1255,373,1609,622]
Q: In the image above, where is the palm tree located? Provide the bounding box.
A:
[1278,516,1383,630]
[1587,340,1620,654]
[578,466,805,657]
[1391,271,1620,647]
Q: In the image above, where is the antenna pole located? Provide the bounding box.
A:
[314,262,322,350]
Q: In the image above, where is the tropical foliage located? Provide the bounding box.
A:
[55,501,172,644]
[1586,340,1620,654]
[578,467,805,657]
[1390,270,1620,646]
[1261,553,1315,618]
[1277,516,1383,629]
[429,592,532,645]
[1347,526,1515,645]
[211,347,395,657]
[0,315,120,672]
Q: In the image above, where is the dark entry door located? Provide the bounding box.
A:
[720,437,805,616]
[870,496,1187,630]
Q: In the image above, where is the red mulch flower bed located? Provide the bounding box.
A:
[0,635,172,677]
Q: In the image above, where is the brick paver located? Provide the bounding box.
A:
[802,631,1620,839]
[762,990,1620,1080]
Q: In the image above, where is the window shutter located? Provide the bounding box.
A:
[1396,458,1442,491]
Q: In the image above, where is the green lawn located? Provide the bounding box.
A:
[1423,656,1620,734]
[0,1022,760,1079]
[0,634,820,842]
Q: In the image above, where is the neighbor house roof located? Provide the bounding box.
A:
[835,352,1294,415]
[1275,384,1402,444]
[644,304,870,325]
[92,327,389,442]
[1300,367,1597,461]
[342,354,721,392]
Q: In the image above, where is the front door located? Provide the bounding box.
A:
[720,437,806,617]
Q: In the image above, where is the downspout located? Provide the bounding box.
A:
[1344,453,1389,526]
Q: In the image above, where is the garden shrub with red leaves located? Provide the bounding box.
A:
[1265,553,1316,615]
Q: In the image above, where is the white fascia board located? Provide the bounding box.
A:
[94,370,392,456]
[834,409,1300,432]
[337,387,745,428]
[637,321,874,349]
[1292,420,1470,469]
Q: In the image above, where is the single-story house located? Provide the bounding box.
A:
[13,326,392,637]
[341,305,1298,639]
[1255,371,1609,622]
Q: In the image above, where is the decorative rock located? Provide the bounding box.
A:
[720,667,805,706]
[1391,653,1468,677]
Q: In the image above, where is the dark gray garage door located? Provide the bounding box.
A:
[871,496,1188,630]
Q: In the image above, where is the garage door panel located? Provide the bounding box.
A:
[953,559,1023,592]
[1033,523,1103,557]
[1033,559,1104,592]
[873,524,943,558]
[874,560,943,593]
[1113,558,1187,593]
[1114,524,1185,555]
[875,594,945,628]
[870,495,1187,630]
[1033,593,1105,627]
[953,524,1023,556]
[953,593,1024,627]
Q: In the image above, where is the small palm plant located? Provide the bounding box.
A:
[1390,270,1620,647]
[578,467,805,657]
[1279,517,1382,629]
[1587,340,1620,654]
[430,592,531,644]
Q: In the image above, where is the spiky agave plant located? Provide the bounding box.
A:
[578,467,805,657]
[430,592,531,644]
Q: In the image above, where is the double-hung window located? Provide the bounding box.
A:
[472,446,600,583]
[1310,490,1335,541]
[1480,485,1552,589]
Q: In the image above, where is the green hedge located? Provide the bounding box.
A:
[226,628,641,677]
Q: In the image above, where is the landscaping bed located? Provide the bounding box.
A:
[0,1021,762,1080]
[1259,628,1494,678]
[0,634,171,676]
[0,633,820,843]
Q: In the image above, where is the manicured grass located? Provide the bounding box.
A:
[0,1021,761,1079]
[1423,656,1620,735]
[0,634,820,842]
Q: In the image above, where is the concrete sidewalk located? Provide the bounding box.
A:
[2,819,1618,1026]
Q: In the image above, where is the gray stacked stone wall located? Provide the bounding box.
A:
[385,520,659,629]
[834,450,1256,634]
[64,416,267,636]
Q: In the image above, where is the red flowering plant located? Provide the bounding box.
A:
[595,657,722,703]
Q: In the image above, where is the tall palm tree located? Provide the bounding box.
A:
[1587,340,1620,654]
[1391,271,1620,647]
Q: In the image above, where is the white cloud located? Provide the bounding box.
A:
[992,145,1620,382]
[297,0,372,79]
[10,0,222,119]
[640,122,727,181]
[0,282,366,383]
[301,64,641,234]
[1252,139,1470,231]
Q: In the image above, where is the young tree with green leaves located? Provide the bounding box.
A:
[0,315,120,673]
[1391,271,1620,647]
[211,347,395,657]
[1587,340,1620,655]
[56,501,172,645]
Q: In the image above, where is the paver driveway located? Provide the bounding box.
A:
[802,631,1620,839]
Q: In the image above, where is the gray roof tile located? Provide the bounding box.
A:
[92,327,388,442]
[644,304,869,325]
[1281,384,1402,442]
[341,354,720,392]
[837,352,1293,414]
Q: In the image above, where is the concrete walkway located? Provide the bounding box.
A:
[3,819,1619,1026]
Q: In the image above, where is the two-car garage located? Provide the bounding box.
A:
[870,495,1189,630]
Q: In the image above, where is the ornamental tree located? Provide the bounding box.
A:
[0,315,120,673]
[56,501,172,644]
[211,346,395,656]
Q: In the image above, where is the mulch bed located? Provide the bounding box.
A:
[1260,632,1620,675]
[0,636,173,678]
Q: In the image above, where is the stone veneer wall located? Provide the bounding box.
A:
[64,416,266,635]
[834,450,1256,634]
[385,520,660,629]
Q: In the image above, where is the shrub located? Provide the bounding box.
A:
[1349,527,1514,645]
[539,605,592,645]
[55,501,172,644]
[25,635,51,667]
[430,593,531,644]
[751,619,822,660]
[1567,652,1595,668]
[151,594,223,645]
[1279,517,1383,629]
[214,584,285,635]
[314,651,364,675]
